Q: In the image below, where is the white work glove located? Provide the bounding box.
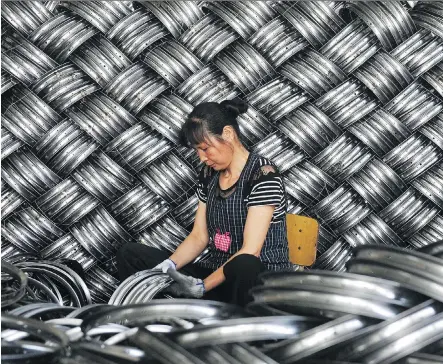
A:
[153,258,176,273]
[165,269,205,298]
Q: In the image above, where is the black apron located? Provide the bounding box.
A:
[198,152,292,271]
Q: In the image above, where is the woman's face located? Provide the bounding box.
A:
[196,135,233,170]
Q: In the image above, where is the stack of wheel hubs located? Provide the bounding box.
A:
[2,243,443,363]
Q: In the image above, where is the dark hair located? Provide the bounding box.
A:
[180,97,248,148]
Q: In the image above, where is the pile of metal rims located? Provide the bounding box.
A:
[2,241,443,363]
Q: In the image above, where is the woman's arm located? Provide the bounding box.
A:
[203,204,274,291]
[168,200,209,269]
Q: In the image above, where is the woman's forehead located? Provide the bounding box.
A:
[196,141,209,149]
[196,137,215,148]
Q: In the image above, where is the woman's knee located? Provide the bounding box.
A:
[116,242,138,262]
[223,254,265,280]
[116,243,170,269]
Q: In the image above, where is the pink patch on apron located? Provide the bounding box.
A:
[214,229,231,252]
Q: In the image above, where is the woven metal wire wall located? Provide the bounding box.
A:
[2,1,443,298]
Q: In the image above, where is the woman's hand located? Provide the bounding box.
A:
[153,258,176,273]
[166,269,205,298]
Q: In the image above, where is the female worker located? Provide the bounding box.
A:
[116,97,292,307]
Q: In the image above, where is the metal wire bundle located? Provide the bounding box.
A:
[2,259,92,307]
[1,243,443,364]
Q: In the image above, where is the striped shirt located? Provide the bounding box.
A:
[196,152,292,271]
[197,158,287,223]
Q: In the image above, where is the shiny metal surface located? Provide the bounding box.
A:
[250,285,404,320]
[214,40,275,93]
[384,81,443,131]
[71,205,135,261]
[109,270,170,305]
[2,146,62,201]
[352,245,443,283]
[72,150,136,205]
[29,12,98,62]
[247,76,309,122]
[412,161,443,209]
[1,1,443,361]
[1,70,18,94]
[249,17,309,68]
[348,158,406,212]
[315,78,378,129]
[170,316,316,348]
[378,187,440,239]
[130,327,205,364]
[108,9,168,60]
[2,86,62,146]
[278,103,342,158]
[357,312,443,364]
[81,299,247,333]
[104,123,173,171]
[40,234,96,271]
[1,261,28,307]
[137,216,188,253]
[320,18,379,74]
[2,23,58,86]
[281,49,347,99]
[32,64,100,112]
[347,260,443,303]
[104,62,170,114]
[339,299,442,361]
[140,94,193,144]
[422,62,443,98]
[264,314,375,363]
[86,266,120,304]
[1,1,52,36]
[275,2,346,49]
[410,2,443,40]
[228,343,280,364]
[342,212,404,247]
[312,239,352,271]
[141,1,204,39]
[384,134,443,183]
[259,270,424,308]
[175,64,239,104]
[70,35,131,88]
[2,245,443,363]
[419,113,443,150]
[2,206,64,253]
[312,132,373,182]
[310,183,373,235]
[390,29,443,78]
[348,108,411,157]
[34,118,100,177]
[253,131,306,173]
[138,151,197,206]
[180,13,238,63]
[64,91,138,146]
[347,2,416,51]
[35,177,100,226]
[60,1,132,33]
[16,260,92,306]
[417,240,443,258]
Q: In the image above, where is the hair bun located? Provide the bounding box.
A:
[220,97,248,118]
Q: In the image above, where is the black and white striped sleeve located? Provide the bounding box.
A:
[196,165,211,203]
[247,165,284,208]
